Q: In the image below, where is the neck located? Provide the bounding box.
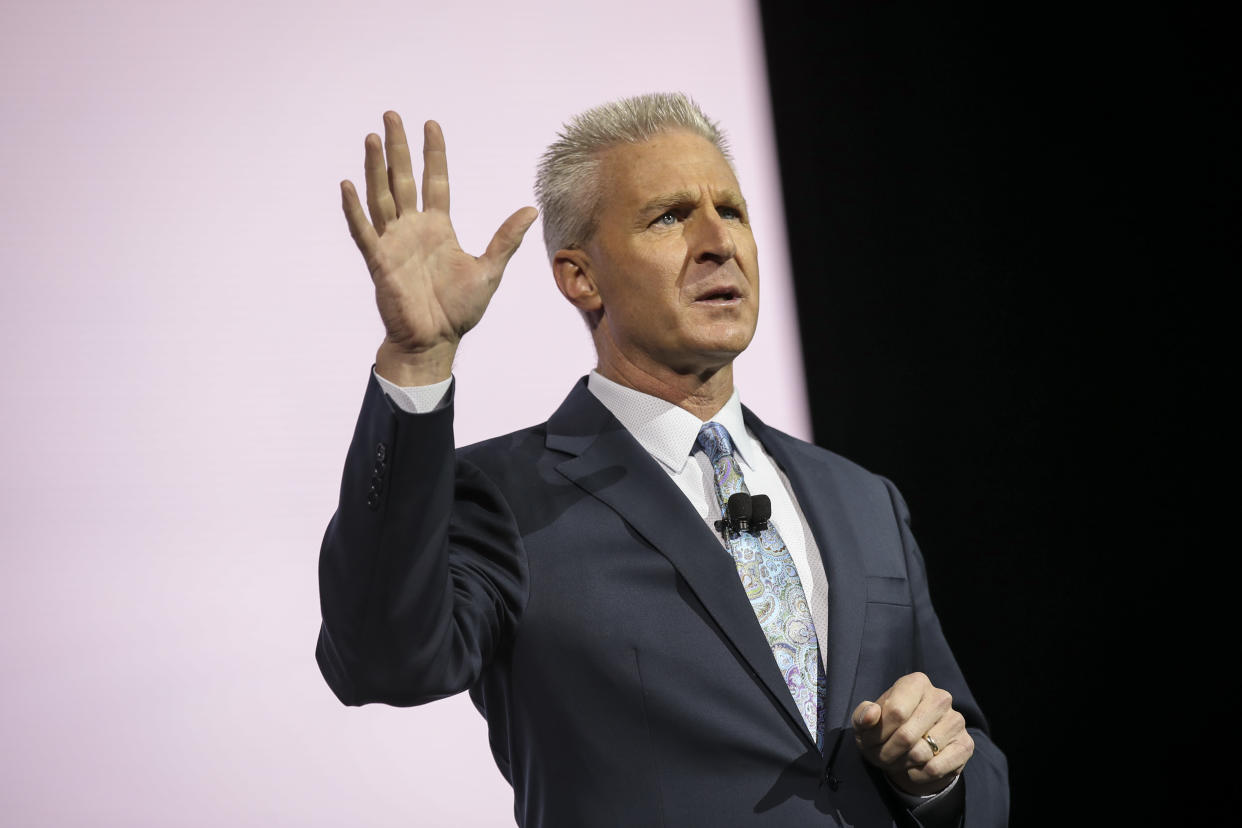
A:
[594,347,735,421]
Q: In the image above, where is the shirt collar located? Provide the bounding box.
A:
[586,370,757,474]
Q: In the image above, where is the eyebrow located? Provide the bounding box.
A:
[636,189,748,219]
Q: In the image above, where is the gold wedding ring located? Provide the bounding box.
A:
[922,733,941,756]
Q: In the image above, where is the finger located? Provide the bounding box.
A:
[364,132,398,233]
[383,111,418,215]
[908,732,974,784]
[870,674,927,748]
[480,206,539,279]
[923,730,974,779]
[878,686,953,765]
[874,672,935,742]
[422,120,450,213]
[906,709,965,766]
[341,180,379,263]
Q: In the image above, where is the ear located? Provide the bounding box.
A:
[551,248,604,316]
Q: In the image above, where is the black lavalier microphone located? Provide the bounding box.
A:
[715,493,772,538]
[750,494,772,528]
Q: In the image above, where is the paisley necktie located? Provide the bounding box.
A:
[697,421,825,744]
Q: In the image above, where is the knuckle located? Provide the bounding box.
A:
[907,765,931,783]
[889,728,916,752]
[927,747,957,773]
[876,746,901,766]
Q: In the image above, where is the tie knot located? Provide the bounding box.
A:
[697,421,736,464]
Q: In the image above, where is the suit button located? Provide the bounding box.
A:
[370,476,383,493]
[374,459,387,476]
[367,491,380,510]
[375,442,387,462]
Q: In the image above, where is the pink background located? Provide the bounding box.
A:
[0,1,809,824]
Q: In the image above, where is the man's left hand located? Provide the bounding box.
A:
[852,672,974,797]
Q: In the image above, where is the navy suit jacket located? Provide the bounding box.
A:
[316,373,1009,827]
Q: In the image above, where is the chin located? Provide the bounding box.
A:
[682,334,756,369]
[697,323,757,356]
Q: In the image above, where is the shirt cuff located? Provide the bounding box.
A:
[889,771,960,808]
[373,368,453,414]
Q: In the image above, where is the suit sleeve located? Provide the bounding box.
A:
[315,372,527,707]
[883,478,1010,828]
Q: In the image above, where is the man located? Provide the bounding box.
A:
[317,93,1008,826]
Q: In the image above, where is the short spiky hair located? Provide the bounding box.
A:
[534,92,731,261]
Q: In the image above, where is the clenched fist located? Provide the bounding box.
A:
[852,671,974,797]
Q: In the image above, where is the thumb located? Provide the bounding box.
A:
[852,701,882,730]
[482,206,539,273]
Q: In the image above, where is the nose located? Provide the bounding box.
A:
[689,209,736,264]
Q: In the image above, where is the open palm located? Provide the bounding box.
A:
[341,112,537,380]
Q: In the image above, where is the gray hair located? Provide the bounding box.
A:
[534,92,731,261]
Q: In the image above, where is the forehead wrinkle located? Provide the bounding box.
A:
[638,186,747,215]
[638,189,698,215]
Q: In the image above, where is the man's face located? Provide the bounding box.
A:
[581,130,760,377]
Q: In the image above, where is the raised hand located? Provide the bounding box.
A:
[341,111,538,385]
[852,672,974,797]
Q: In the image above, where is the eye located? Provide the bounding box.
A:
[717,205,743,221]
[653,211,679,226]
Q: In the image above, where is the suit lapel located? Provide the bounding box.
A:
[546,380,815,745]
[742,409,869,734]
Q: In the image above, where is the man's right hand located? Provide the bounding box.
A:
[341,111,538,386]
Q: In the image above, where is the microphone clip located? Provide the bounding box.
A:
[714,493,772,539]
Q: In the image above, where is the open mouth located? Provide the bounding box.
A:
[695,288,741,303]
